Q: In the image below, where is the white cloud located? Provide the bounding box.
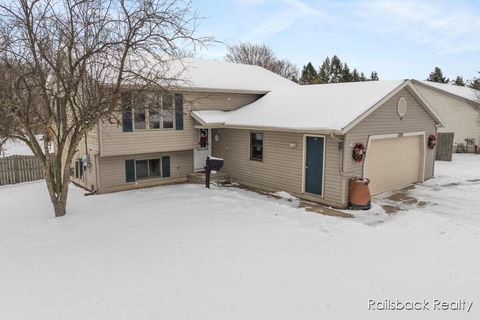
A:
[241,0,329,41]
[357,0,480,54]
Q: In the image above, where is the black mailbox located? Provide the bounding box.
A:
[204,156,224,188]
[206,157,223,171]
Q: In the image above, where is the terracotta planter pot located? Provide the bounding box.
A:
[349,177,371,207]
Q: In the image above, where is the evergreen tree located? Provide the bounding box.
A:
[427,67,449,83]
[469,79,480,90]
[298,55,379,85]
[299,62,318,85]
[330,55,343,83]
[452,76,466,86]
[341,63,353,82]
[317,57,331,84]
[468,72,480,90]
[352,68,360,82]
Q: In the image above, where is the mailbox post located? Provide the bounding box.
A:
[204,156,224,188]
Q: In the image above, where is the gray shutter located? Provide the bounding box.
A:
[125,160,135,182]
[175,93,183,130]
[162,156,170,178]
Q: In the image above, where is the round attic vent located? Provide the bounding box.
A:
[397,97,407,118]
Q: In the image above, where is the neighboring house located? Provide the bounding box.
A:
[70,60,444,208]
[412,80,480,150]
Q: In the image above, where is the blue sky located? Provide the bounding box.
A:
[195,0,480,80]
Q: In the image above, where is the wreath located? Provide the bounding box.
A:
[428,134,436,149]
[352,143,366,163]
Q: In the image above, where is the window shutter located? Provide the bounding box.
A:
[79,161,84,180]
[162,156,170,178]
[175,93,183,130]
[125,160,135,182]
[75,160,79,179]
[122,109,133,132]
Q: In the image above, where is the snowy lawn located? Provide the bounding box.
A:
[1,154,479,319]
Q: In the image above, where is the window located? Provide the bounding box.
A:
[149,159,161,177]
[122,92,181,131]
[135,160,148,180]
[133,95,146,130]
[74,159,84,180]
[163,94,174,129]
[126,158,167,182]
[148,94,161,129]
[199,129,209,149]
[250,132,263,161]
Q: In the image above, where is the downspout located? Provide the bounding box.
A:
[330,133,348,207]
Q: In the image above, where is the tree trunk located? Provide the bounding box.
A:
[44,166,71,217]
[42,148,73,218]
[52,194,67,217]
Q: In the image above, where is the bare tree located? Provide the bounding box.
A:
[225,42,298,81]
[0,0,211,217]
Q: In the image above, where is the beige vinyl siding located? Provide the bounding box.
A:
[187,91,260,111]
[98,150,193,193]
[212,129,345,207]
[100,92,261,157]
[414,85,480,145]
[70,124,100,191]
[346,88,437,185]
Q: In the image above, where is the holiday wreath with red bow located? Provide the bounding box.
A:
[352,143,366,163]
[428,134,436,149]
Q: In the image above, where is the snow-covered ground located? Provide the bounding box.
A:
[0,154,479,319]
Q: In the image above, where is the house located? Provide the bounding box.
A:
[70,59,444,208]
[412,80,480,151]
[70,59,297,193]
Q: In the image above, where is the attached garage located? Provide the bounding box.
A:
[194,80,445,208]
[363,134,425,195]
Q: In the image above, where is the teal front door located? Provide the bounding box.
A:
[305,136,324,195]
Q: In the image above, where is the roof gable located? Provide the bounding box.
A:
[193,80,444,133]
[412,80,480,104]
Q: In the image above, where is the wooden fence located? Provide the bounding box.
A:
[0,155,46,186]
[436,132,454,161]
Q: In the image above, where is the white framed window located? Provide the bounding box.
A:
[123,92,179,131]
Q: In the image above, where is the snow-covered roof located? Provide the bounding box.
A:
[174,58,298,93]
[414,80,479,103]
[193,80,436,133]
[112,56,298,93]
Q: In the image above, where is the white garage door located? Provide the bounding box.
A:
[364,135,424,195]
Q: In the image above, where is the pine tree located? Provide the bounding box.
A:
[359,72,367,81]
[370,71,379,81]
[451,76,465,86]
[469,79,480,90]
[299,62,318,85]
[352,68,360,82]
[341,63,353,82]
[330,55,343,83]
[427,67,449,83]
[468,72,480,90]
[317,57,331,84]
